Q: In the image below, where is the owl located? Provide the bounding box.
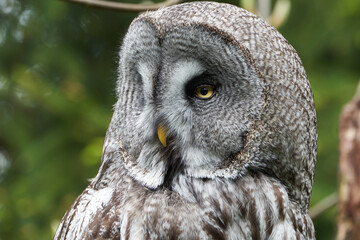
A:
[54,2,317,239]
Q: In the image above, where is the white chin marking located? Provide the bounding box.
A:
[135,143,167,188]
[182,146,221,173]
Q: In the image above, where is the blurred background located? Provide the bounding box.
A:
[0,0,359,239]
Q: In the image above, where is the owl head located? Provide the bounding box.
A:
[104,2,317,212]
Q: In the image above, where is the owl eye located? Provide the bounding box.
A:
[195,85,215,99]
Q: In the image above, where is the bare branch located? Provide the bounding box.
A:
[337,81,360,239]
[257,0,271,20]
[60,0,183,12]
[309,192,338,219]
[241,0,290,28]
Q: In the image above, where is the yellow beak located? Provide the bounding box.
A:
[157,125,167,147]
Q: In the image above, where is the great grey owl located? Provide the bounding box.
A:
[54,1,317,239]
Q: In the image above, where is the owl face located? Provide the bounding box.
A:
[110,2,317,212]
[116,21,265,188]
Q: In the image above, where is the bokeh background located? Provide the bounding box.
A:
[0,0,359,239]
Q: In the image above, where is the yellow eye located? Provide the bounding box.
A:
[195,85,215,99]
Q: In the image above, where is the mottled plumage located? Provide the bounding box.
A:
[54,2,317,239]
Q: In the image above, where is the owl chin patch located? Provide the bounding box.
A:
[120,141,168,189]
[121,135,237,188]
[123,136,247,189]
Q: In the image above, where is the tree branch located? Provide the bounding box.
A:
[309,192,338,219]
[60,0,182,12]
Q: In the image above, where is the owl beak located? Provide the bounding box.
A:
[157,124,167,147]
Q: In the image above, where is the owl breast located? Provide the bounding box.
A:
[55,162,314,239]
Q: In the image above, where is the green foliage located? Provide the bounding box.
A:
[0,0,359,239]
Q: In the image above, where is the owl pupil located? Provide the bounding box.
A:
[200,88,208,96]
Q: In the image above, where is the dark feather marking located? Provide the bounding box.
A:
[161,137,184,190]
[248,199,260,240]
[265,202,274,238]
[308,223,314,239]
[168,219,181,240]
[304,215,311,236]
[219,182,234,205]
[203,221,227,240]
[125,211,134,240]
[272,184,285,221]
[212,199,232,230]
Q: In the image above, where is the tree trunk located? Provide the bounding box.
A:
[337,82,360,240]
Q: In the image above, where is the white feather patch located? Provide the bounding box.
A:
[170,60,205,88]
